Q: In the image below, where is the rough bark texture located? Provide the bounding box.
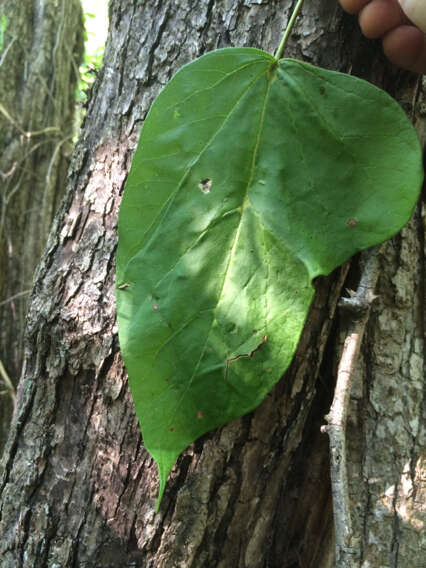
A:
[344,215,425,566]
[0,1,424,566]
[0,0,84,451]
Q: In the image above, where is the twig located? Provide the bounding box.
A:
[321,246,382,567]
[0,289,31,307]
[0,102,60,138]
[0,36,16,67]
[45,134,73,187]
[0,358,16,407]
[0,162,17,181]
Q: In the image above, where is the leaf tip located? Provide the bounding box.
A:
[155,477,167,513]
[154,453,177,513]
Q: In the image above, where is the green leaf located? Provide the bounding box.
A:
[116,48,423,508]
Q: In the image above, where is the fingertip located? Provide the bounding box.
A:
[339,0,370,16]
[383,25,426,73]
[359,0,407,39]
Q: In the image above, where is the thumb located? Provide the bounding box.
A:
[399,0,426,33]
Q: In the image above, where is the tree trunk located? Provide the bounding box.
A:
[0,0,84,451]
[0,1,424,566]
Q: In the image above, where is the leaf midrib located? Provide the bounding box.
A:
[175,64,276,400]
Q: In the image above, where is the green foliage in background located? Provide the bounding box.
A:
[76,46,103,105]
[116,47,423,509]
[0,15,8,51]
[76,12,104,107]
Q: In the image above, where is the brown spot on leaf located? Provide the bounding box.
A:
[197,411,204,419]
[347,218,357,227]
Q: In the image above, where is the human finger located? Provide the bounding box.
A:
[359,0,410,38]
[339,0,370,15]
[399,0,426,34]
[383,24,426,73]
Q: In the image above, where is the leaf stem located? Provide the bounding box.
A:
[275,0,305,60]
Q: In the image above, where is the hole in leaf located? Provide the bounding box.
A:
[198,178,212,194]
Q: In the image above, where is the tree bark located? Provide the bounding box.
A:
[0,0,84,451]
[0,1,424,566]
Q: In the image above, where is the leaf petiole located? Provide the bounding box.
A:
[275,0,305,60]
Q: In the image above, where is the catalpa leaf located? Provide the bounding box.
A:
[116,48,423,508]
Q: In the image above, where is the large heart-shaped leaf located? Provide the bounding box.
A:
[116,48,423,506]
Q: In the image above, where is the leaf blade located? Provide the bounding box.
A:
[116,48,423,507]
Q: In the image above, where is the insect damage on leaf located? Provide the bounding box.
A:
[224,335,268,380]
[198,178,212,193]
